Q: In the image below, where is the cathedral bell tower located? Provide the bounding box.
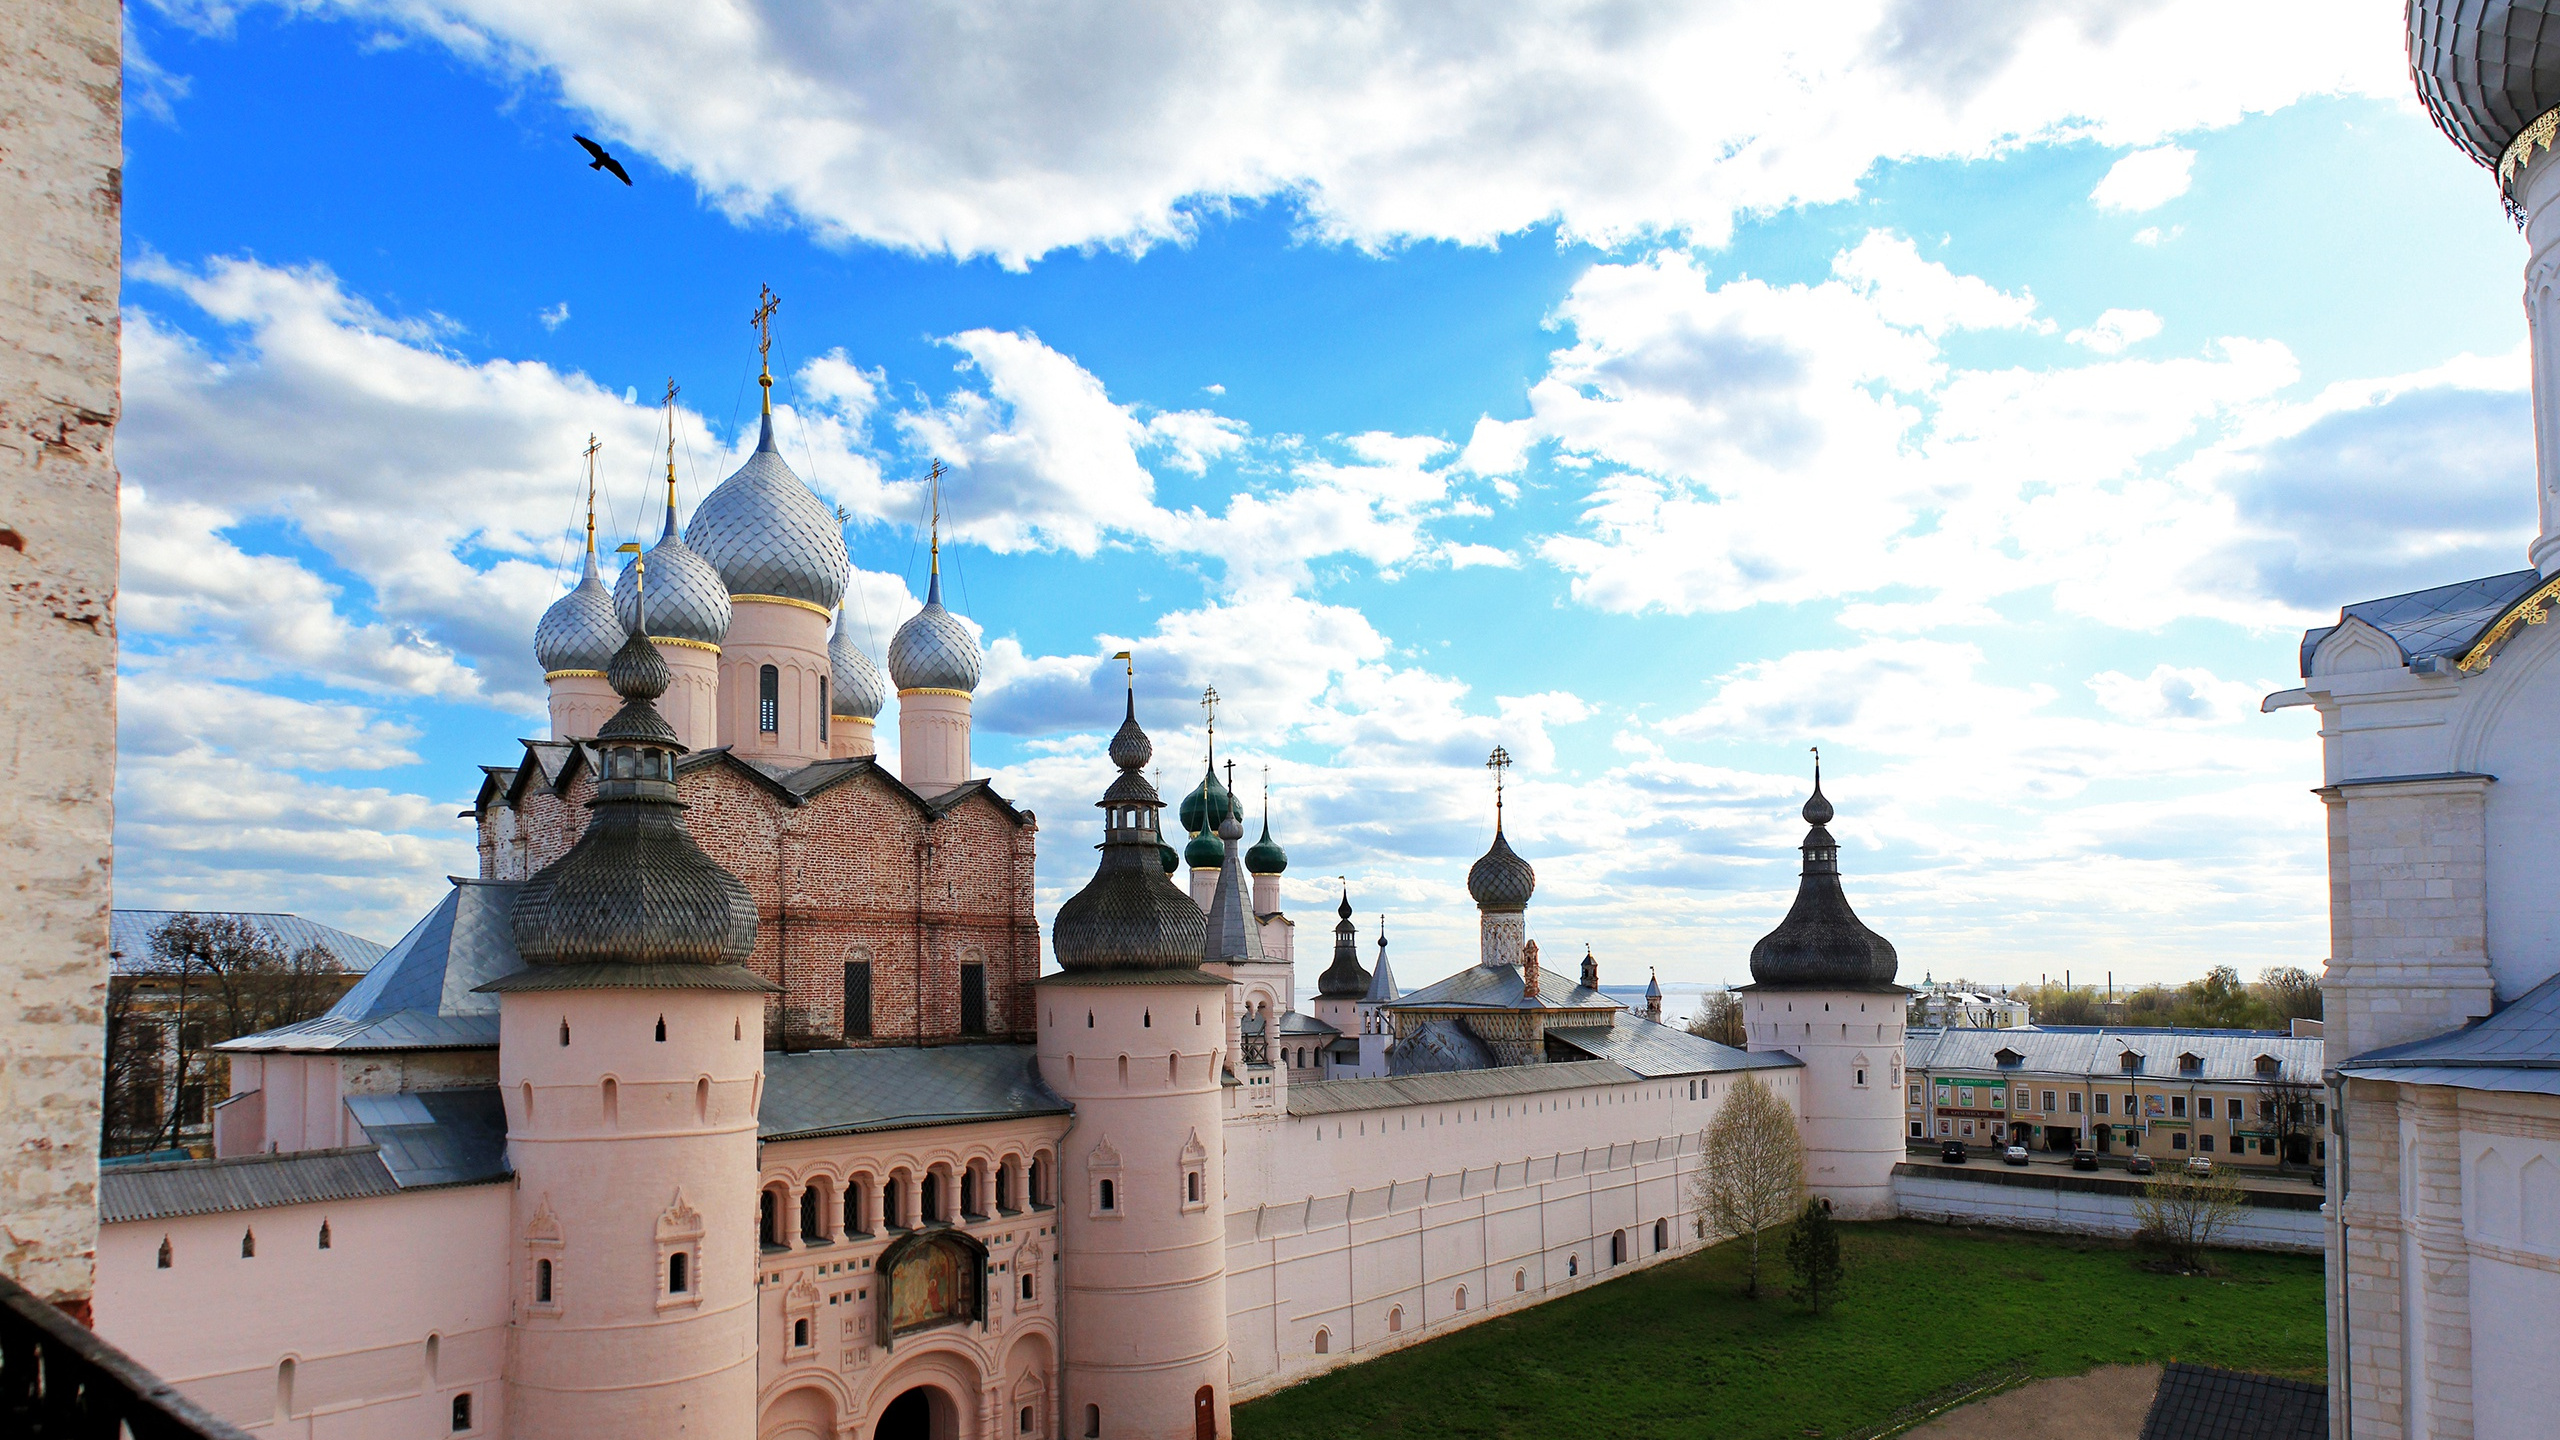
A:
[482,621,777,1438]
[1038,670,1232,1440]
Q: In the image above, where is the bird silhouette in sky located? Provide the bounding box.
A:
[574,135,632,186]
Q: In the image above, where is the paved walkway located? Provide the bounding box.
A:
[1901,1364,2162,1440]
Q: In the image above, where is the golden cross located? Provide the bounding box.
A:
[1200,685,1220,752]
[582,433,600,551]
[751,285,779,370]
[1487,745,1512,823]
[926,459,945,574]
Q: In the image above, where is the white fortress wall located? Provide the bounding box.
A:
[1221,1064,1798,1400]
[94,1181,514,1437]
[1889,1169,2321,1253]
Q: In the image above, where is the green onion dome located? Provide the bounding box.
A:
[1245,814,1288,875]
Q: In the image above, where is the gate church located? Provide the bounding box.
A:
[84,331,1903,1439]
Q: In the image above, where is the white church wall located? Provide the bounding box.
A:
[94,1181,513,1436]
[1220,1066,1799,1401]
[2452,620,2560,1001]
[1888,1169,2320,1253]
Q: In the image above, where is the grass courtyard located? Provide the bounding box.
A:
[1231,1222,2325,1440]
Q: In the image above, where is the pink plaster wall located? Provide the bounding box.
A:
[94,1182,513,1437]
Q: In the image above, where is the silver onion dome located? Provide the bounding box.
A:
[534,551,623,675]
[1467,827,1537,910]
[887,572,982,693]
[683,413,853,609]
[614,532,732,647]
[2410,1,2560,171]
[829,614,888,719]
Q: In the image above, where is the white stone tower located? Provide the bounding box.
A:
[1353,925,1398,1078]
[613,409,731,752]
[534,442,622,741]
[1039,679,1232,1440]
[684,293,853,769]
[886,478,982,796]
[486,623,776,1438]
[1310,888,1369,1064]
[1737,761,1906,1219]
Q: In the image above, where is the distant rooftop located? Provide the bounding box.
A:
[2299,568,2541,676]
[110,909,388,976]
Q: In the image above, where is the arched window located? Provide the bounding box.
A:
[1610,1230,1627,1265]
[818,678,829,742]
[1084,1404,1101,1438]
[535,1258,553,1303]
[1030,1155,1049,1207]
[1186,1171,1202,1204]
[317,1221,331,1250]
[451,1393,472,1433]
[921,1173,942,1224]
[759,665,779,733]
[1455,1285,1467,1310]
[241,1229,256,1258]
[1655,1217,1669,1252]
[1387,1306,1403,1333]
[1513,1269,1525,1292]
[759,1191,781,1248]
[1567,1254,1578,1277]
[845,1179,869,1235]
[1314,1327,1329,1354]
[1021,1272,1035,1301]
[654,1015,666,1042]
[157,1237,172,1269]
[668,1251,688,1294]
[885,1177,905,1228]
[961,1167,978,1218]
[1098,1178,1117,1212]
[792,1317,809,1348]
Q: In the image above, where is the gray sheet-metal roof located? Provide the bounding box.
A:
[2299,568,2539,677]
[1544,1021,1796,1077]
[1387,1015,1498,1075]
[1387,961,1620,1014]
[2341,971,2560,1095]
[2139,1361,2326,1440]
[1909,1027,2321,1085]
[110,911,389,976]
[760,1044,1069,1143]
[221,880,524,1053]
[1288,1058,1644,1116]
[345,1088,510,1189]
[101,1148,403,1225]
[1275,1011,1338,1038]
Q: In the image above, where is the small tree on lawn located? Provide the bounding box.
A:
[1692,1073,1802,1298]
[1784,1199,1843,1311]
[2132,1168,2246,1272]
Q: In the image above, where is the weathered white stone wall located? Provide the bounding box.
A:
[1221,1066,1798,1401]
[1888,1167,2322,1253]
[0,0,120,1313]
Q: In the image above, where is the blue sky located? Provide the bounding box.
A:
[114,1,2536,999]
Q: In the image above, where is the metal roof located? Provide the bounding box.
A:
[1287,1059,1641,1117]
[2340,970,2560,1096]
[344,1089,510,1189]
[1387,961,1619,1014]
[2298,568,2539,676]
[2139,1361,2326,1440]
[101,1148,404,1225]
[1908,1027,2322,1085]
[760,1044,1069,1143]
[220,880,523,1053]
[1544,1021,1797,1078]
[110,910,389,976]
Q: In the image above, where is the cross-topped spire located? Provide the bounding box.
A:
[926,458,945,578]
[1200,685,1220,764]
[581,433,600,554]
[751,285,779,411]
[1487,745,1512,830]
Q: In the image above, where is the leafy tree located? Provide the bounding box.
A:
[1692,1074,1802,1298]
[1784,1198,1844,1311]
[111,916,346,1151]
[2132,1168,2246,1272]
[1686,990,1746,1048]
[2256,966,2323,1024]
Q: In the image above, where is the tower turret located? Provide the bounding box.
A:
[885,464,981,796]
[534,437,623,740]
[1734,754,1906,1219]
[1245,777,1288,917]
[1467,746,1535,967]
[613,400,731,749]
[483,617,776,1439]
[1038,669,1233,1440]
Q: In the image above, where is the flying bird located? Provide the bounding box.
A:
[574,135,632,186]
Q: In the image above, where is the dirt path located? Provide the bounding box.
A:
[1900,1364,2161,1440]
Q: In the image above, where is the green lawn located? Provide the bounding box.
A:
[1233,1222,2324,1440]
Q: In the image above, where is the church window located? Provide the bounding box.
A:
[536,1259,553,1303]
[317,1221,331,1250]
[157,1237,172,1269]
[425,1334,439,1383]
[844,961,873,1039]
[1314,1327,1329,1354]
[962,964,988,1035]
[1610,1230,1627,1265]
[559,1019,570,1046]
[241,1229,255,1258]
[1655,1218,1669,1252]
[1187,1171,1202,1204]
[1021,1272,1035,1301]
[1567,1255,1578,1276]
[818,679,828,742]
[695,1076,709,1124]
[451,1394,472,1433]
[1084,1404,1101,1437]
[1388,1306,1403,1333]
[800,1186,823,1242]
[1098,1179,1116,1212]
[654,1015,666,1042]
[669,1251,689,1294]
[922,1173,943,1224]
[792,1317,809,1348]
[962,1168,979,1218]
[759,666,779,733]
[1022,1407,1034,1433]
[1514,1269,1525,1292]
[760,1191,782,1248]
[601,1077,618,1127]
[1030,1156,1049,1207]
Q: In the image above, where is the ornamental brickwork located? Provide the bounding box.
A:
[482,754,1038,1048]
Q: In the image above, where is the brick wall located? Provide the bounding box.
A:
[489,755,1039,1048]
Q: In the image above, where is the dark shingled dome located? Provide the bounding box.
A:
[1467,827,1536,910]
[1316,888,1370,997]
[1747,773,1899,991]
[1053,695,1209,973]
[507,628,760,975]
[1246,812,1288,876]
[2410,0,2560,170]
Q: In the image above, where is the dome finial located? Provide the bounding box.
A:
[1106,651,1151,772]
[581,432,600,557]
[1487,745,1512,833]
[926,458,944,598]
[751,284,779,419]
[1803,745,1834,827]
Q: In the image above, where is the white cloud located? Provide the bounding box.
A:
[2132,224,2184,247]
[2088,664,2261,725]
[538,301,570,331]
[2090,144,2196,213]
[1832,230,2045,337]
[2066,307,2163,354]
[195,0,2399,264]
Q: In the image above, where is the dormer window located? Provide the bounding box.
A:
[2178,1052,2203,1075]
[1993,1048,2023,1068]
[2118,1051,2142,1074]
[2255,1054,2280,1076]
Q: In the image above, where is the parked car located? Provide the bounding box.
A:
[2185,1155,2214,1176]
[2072,1148,2099,1171]
[2002,1145,2031,1166]
[2128,1155,2156,1176]
[1940,1141,1967,1164]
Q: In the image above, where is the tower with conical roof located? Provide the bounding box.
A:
[1036,662,1233,1440]
[885,462,982,796]
[1309,887,1369,1071]
[1179,688,1243,909]
[1735,755,1905,1219]
[1351,920,1399,1077]
[684,289,852,767]
[826,606,887,759]
[534,436,624,741]
[614,391,732,749]
[1467,746,1536,968]
[484,617,778,1439]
